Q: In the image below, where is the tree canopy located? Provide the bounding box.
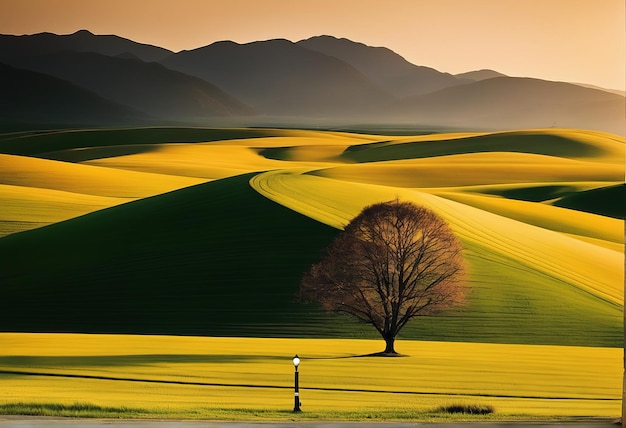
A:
[299,199,468,354]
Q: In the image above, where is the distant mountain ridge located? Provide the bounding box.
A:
[393,76,626,133]
[160,38,393,116]
[455,69,508,81]
[297,35,463,97]
[572,82,625,97]
[0,62,147,128]
[8,51,254,120]
[0,29,171,62]
[1,30,624,134]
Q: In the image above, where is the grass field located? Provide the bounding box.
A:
[0,333,621,420]
[0,126,623,419]
[0,126,623,345]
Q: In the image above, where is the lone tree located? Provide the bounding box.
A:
[299,199,468,355]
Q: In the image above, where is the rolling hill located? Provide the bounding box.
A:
[0,183,129,237]
[0,173,345,337]
[0,28,624,419]
[553,183,625,219]
[0,148,204,237]
[0,127,276,158]
[0,127,622,347]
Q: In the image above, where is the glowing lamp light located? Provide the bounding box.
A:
[292,354,301,412]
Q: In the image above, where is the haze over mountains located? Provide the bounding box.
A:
[161,38,393,116]
[1,30,624,133]
[297,35,463,97]
[0,61,146,126]
[8,51,254,120]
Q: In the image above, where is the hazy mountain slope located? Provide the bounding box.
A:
[9,51,254,120]
[1,29,623,134]
[160,39,393,116]
[0,29,171,62]
[393,77,626,134]
[297,35,462,97]
[455,69,507,81]
[572,83,625,97]
[0,62,147,127]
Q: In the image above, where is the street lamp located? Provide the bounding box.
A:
[292,354,301,412]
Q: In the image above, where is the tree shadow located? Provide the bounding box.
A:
[306,351,407,360]
[0,353,281,367]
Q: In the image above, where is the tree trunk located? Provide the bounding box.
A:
[383,335,397,354]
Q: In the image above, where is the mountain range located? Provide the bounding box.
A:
[1,29,624,133]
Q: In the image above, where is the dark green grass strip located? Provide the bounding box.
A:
[0,127,275,157]
[341,131,610,163]
[481,184,582,202]
[0,401,155,418]
[553,183,625,219]
[484,183,625,219]
[0,370,618,401]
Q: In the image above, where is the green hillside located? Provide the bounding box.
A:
[251,170,623,346]
[0,126,622,347]
[553,183,625,219]
[0,172,621,346]
[0,173,353,337]
[0,172,356,336]
[482,182,625,219]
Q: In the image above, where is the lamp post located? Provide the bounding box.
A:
[292,354,301,412]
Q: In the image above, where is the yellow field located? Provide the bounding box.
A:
[0,333,620,419]
[251,170,623,305]
[0,184,129,236]
[313,152,622,187]
[429,188,624,250]
[0,152,205,236]
[2,127,623,240]
[0,154,204,197]
[0,127,623,420]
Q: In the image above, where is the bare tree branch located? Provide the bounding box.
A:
[298,198,468,354]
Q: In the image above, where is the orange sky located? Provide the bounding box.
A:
[2,0,624,90]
